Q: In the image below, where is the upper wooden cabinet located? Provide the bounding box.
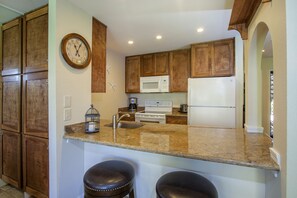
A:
[23,6,48,73]
[1,75,21,133]
[191,38,235,78]
[141,54,155,76]
[2,18,22,76]
[125,56,140,93]
[169,49,190,92]
[155,52,169,76]
[23,72,48,138]
[191,43,212,77]
[140,52,169,77]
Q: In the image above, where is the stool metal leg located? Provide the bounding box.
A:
[129,189,135,198]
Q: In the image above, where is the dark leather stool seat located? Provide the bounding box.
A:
[84,160,135,198]
[156,171,218,198]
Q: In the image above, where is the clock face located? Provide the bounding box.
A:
[61,33,91,69]
[66,38,88,65]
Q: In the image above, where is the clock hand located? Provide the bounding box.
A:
[77,43,82,57]
[74,44,80,56]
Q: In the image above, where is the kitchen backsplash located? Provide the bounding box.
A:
[129,93,187,107]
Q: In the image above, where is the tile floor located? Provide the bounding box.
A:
[0,185,23,198]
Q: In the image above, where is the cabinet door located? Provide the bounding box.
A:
[1,75,21,133]
[23,6,48,73]
[125,56,140,93]
[191,43,212,77]
[169,49,190,92]
[2,18,22,76]
[23,135,48,198]
[155,52,169,76]
[212,39,235,77]
[166,116,187,125]
[23,72,48,138]
[140,54,155,76]
[2,130,21,188]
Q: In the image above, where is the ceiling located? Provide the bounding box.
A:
[1,0,239,56]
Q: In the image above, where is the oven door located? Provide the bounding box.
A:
[135,113,166,124]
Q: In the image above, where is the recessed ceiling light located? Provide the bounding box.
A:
[262,49,265,52]
[128,40,134,45]
[197,28,204,33]
[156,35,162,40]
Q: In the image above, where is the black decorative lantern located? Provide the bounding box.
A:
[85,104,100,133]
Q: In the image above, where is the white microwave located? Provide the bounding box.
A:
[140,75,169,93]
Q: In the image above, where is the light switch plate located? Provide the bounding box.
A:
[64,109,72,121]
[64,95,71,108]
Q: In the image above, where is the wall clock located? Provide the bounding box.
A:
[61,33,91,69]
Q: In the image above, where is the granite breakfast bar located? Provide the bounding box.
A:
[64,120,279,198]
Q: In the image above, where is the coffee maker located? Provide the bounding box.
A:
[128,97,138,111]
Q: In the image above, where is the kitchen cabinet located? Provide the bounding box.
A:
[1,75,21,133]
[155,52,169,76]
[23,135,48,198]
[141,54,155,76]
[140,52,169,77]
[1,130,22,188]
[212,39,235,76]
[23,6,48,73]
[1,18,22,76]
[169,49,190,92]
[191,38,234,77]
[23,72,48,138]
[166,116,187,125]
[125,56,140,93]
[1,6,49,195]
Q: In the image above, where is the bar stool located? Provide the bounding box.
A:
[156,171,218,198]
[84,160,135,198]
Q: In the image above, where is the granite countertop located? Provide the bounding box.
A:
[64,120,279,171]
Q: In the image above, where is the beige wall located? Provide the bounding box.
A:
[285,0,297,196]
[49,0,92,197]
[92,49,128,120]
[261,57,273,136]
[245,0,291,197]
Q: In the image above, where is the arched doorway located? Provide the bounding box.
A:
[261,32,274,137]
[245,22,273,134]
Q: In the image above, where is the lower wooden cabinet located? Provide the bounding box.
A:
[1,130,22,188]
[23,135,48,198]
[166,116,187,125]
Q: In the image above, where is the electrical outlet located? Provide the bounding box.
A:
[64,109,72,121]
[64,95,71,108]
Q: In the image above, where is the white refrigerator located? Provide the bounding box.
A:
[188,77,236,128]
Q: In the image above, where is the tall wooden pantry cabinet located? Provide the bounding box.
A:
[1,5,49,198]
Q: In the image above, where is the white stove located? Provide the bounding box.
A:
[135,100,172,124]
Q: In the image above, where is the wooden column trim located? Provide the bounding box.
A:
[228,23,248,40]
[92,17,107,93]
[229,0,271,40]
